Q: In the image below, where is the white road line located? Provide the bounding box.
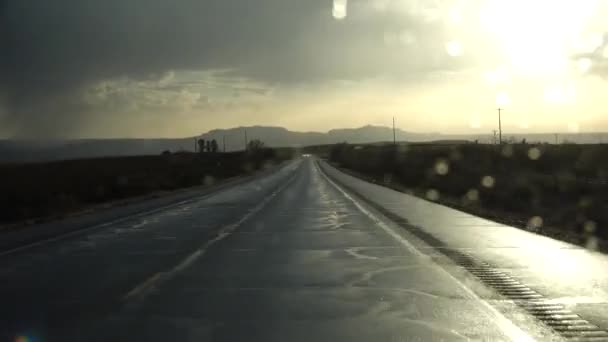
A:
[316,161,535,342]
[122,171,298,303]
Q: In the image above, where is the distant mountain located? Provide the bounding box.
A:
[0,125,605,162]
[200,125,436,150]
[200,126,326,151]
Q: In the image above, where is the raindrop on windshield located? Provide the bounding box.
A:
[528,147,541,160]
[434,159,450,176]
[426,189,440,201]
[481,176,495,188]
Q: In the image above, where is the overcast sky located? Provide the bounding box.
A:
[1,0,607,138]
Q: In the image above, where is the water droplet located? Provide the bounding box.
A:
[466,189,479,201]
[426,189,440,201]
[584,221,597,233]
[449,149,463,161]
[446,40,463,57]
[332,0,347,19]
[527,147,541,160]
[434,159,449,175]
[579,197,593,208]
[586,236,599,251]
[203,175,216,186]
[527,216,543,230]
[501,145,513,157]
[481,176,495,188]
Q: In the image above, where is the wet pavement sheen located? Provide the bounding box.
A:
[0,158,557,341]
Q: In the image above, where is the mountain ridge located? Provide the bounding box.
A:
[0,125,605,162]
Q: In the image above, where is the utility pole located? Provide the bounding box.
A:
[392,117,396,145]
[497,108,503,145]
[554,133,559,145]
[223,135,226,152]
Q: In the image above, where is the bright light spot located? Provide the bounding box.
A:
[469,113,482,128]
[332,0,347,19]
[481,176,495,188]
[527,216,543,230]
[568,122,580,133]
[434,159,449,175]
[466,189,479,201]
[446,40,463,57]
[577,58,592,73]
[426,189,440,201]
[479,0,598,77]
[496,91,511,106]
[584,221,597,233]
[527,147,541,160]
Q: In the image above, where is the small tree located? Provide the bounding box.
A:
[205,140,211,152]
[197,139,206,153]
[247,139,265,151]
[211,139,219,153]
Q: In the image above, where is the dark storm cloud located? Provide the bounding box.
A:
[0,0,457,137]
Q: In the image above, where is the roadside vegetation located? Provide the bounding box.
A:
[0,146,294,225]
[322,142,608,249]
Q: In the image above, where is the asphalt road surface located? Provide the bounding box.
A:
[2,157,606,341]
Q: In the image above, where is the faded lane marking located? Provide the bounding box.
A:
[344,247,379,260]
[317,161,535,342]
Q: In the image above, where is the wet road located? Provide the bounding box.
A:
[0,158,571,341]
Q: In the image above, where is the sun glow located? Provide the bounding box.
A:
[479,0,600,77]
